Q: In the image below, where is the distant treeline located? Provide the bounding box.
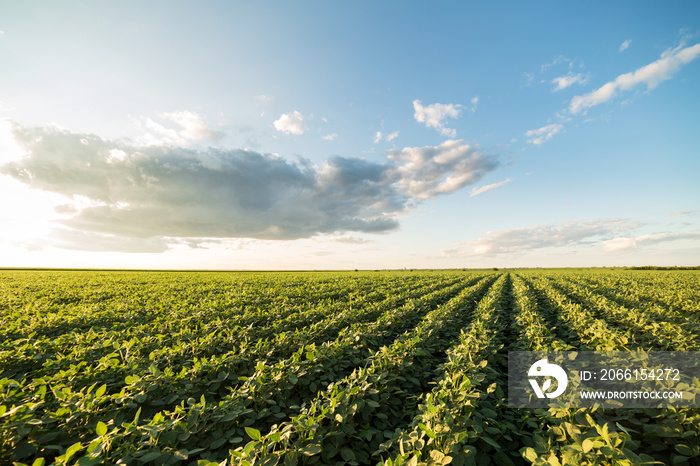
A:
[625,266,700,270]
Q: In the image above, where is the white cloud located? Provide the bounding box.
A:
[257,94,274,105]
[42,228,171,253]
[374,131,399,144]
[386,139,498,199]
[273,111,306,135]
[413,100,463,137]
[619,39,632,52]
[525,123,563,145]
[453,221,700,257]
[322,235,374,245]
[551,73,588,91]
[668,210,695,217]
[464,219,638,255]
[541,55,575,72]
[322,133,337,141]
[470,177,512,197]
[570,41,700,114]
[106,148,128,164]
[470,96,479,113]
[135,111,220,146]
[602,232,700,252]
[162,110,217,141]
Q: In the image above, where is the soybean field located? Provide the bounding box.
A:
[1,269,699,466]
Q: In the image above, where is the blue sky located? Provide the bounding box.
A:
[1,1,699,269]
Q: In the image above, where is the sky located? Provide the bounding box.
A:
[1,1,699,269]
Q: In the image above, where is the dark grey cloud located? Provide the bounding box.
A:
[2,123,499,251]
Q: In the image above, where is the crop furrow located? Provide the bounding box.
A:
[524,276,630,350]
[370,273,518,465]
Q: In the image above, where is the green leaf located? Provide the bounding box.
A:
[418,423,435,439]
[675,444,695,456]
[481,436,501,450]
[63,442,82,461]
[31,459,46,466]
[581,439,593,453]
[245,426,261,440]
[260,455,280,466]
[341,448,355,461]
[244,441,256,456]
[493,452,515,466]
[96,421,107,437]
[299,444,322,456]
[139,451,163,462]
[95,384,107,398]
[210,438,227,449]
[86,439,102,454]
[76,457,107,466]
[13,443,37,460]
[522,447,538,462]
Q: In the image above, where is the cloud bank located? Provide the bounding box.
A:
[445,219,699,257]
[602,232,700,252]
[462,219,639,255]
[1,124,498,251]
